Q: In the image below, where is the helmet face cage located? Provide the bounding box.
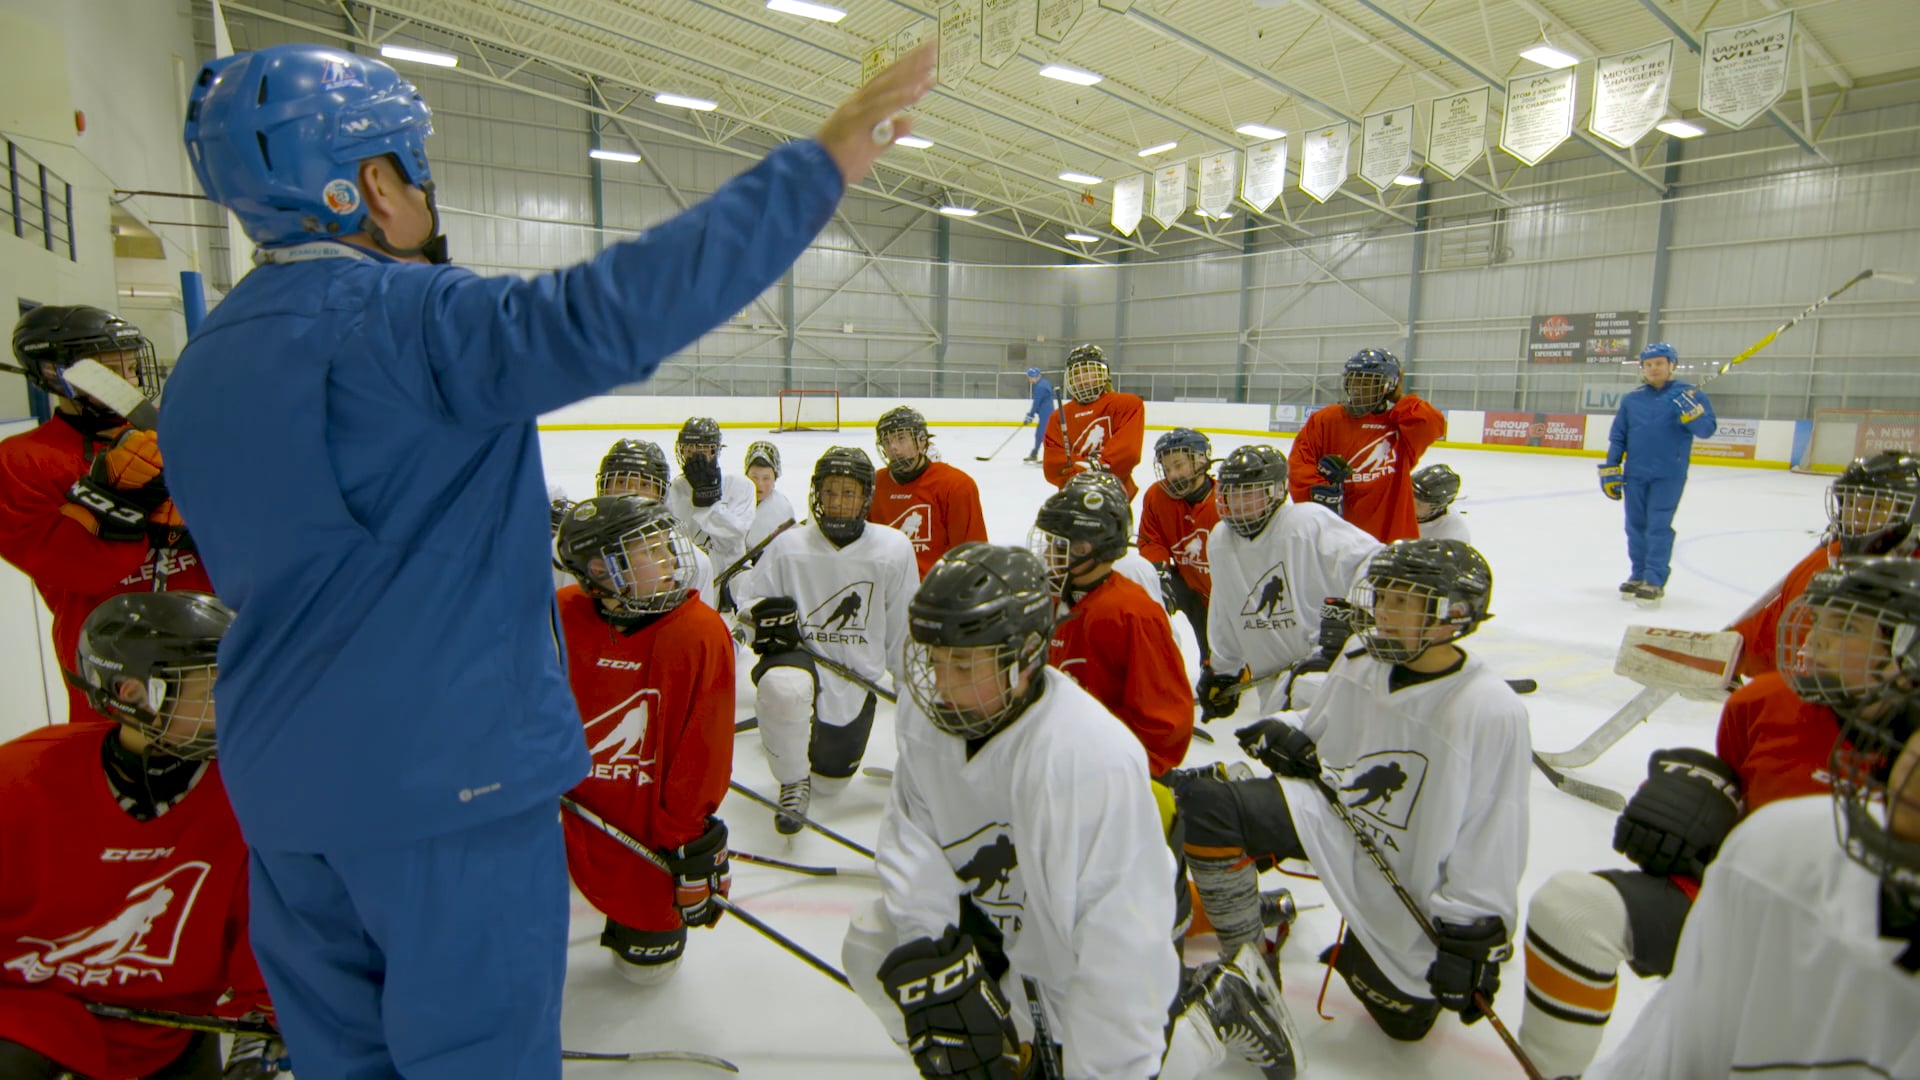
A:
[85,660,221,761]
[875,409,931,465]
[676,419,722,466]
[1829,716,1920,914]
[1349,575,1473,663]
[1065,358,1111,405]
[1155,446,1212,498]
[1777,590,1920,720]
[744,440,782,478]
[1828,482,1919,552]
[1218,480,1281,539]
[811,452,875,544]
[13,319,162,404]
[569,516,696,615]
[905,635,1049,739]
[1026,525,1077,596]
[1343,370,1394,414]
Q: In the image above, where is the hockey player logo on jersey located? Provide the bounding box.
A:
[806,581,875,640]
[1343,432,1399,484]
[582,688,658,786]
[1073,416,1111,462]
[947,824,1025,933]
[1326,750,1430,831]
[1173,529,1208,569]
[9,861,211,983]
[1239,561,1299,628]
[889,503,934,552]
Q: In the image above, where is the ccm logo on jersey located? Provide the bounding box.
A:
[102,847,175,862]
[891,950,982,1006]
[596,658,644,671]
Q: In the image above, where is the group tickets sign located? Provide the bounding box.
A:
[1528,311,1645,363]
[1483,412,1589,450]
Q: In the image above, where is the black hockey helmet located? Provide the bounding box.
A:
[9,304,162,407]
[811,446,876,546]
[1154,428,1213,498]
[597,439,671,498]
[876,406,931,458]
[1343,347,1402,415]
[1777,557,1920,728]
[905,543,1056,739]
[75,592,233,760]
[1827,451,1920,556]
[676,417,723,464]
[1348,538,1494,662]
[1065,342,1111,404]
[1216,445,1288,539]
[1029,484,1131,596]
[744,440,782,478]
[1411,464,1462,520]
[557,495,697,615]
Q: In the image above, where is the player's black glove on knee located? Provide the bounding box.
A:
[748,597,804,655]
[1235,719,1321,779]
[1614,747,1743,877]
[1195,667,1246,722]
[878,927,1022,1080]
[666,816,730,928]
[683,454,723,508]
[1426,916,1509,1024]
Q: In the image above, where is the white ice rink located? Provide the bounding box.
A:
[539,421,1830,1078]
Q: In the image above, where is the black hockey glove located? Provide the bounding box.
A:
[1426,916,1509,1024]
[683,454,723,507]
[1310,455,1351,514]
[878,927,1022,1080]
[1317,597,1361,658]
[1235,719,1321,779]
[1317,454,1354,484]
[67,469,167,542]
[1195,667,1247,722]
[748,597,804,655]
[1613,748,1743,877]
[666,816,731,929]
[1156,563,1180,615]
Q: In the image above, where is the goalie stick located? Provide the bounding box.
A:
[0,358,159,430]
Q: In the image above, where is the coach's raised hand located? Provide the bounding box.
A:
[817,40,938,186]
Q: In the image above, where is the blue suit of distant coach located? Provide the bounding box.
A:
[1598,343,1718,598]
[1024,365,1055,460]
[163,42,932,1078]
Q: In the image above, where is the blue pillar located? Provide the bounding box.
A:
[179,271,207,338]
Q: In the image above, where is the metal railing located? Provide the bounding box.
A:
[1,138,75,261]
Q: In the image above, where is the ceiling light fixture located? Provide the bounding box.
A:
[1235,123,1286,140]
[1137,141,1178,157]
[1038,64,1103,86]
[1058,171,1103,185]
[766,0,847,23]
[379,45,458,68]
[588,148,642,163]
[938,205,980,217]
[655,93,719,112]
[1655,118,1705,138]
[1064,232,1099,242]
[1518,39,1579,69]
[894,135,934,148]
[1391,173,1423,186]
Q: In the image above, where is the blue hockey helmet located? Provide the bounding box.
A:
[1639,342,1679,363]
[184,44,435,248]
[1025,366,1042,378]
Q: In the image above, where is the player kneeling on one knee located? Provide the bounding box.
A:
[554,496,736,986]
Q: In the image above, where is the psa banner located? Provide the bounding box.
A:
[1528,311,1644,363]
[1483,412,1588,449]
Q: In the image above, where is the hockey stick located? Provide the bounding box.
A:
[1530,753,1626,811]
[734,848,879,880]
[1302,777,1546,1080]
[0,358,159,430]
[804,644,898,705]
[1536,686,1676,769]
[1699,268,1916,387]
[714,518,800,596]
[561,797,852,990]
[726,779,877,860]
[735,717,759,733]
[977,424,1027,461]
[84,1002,740,1070]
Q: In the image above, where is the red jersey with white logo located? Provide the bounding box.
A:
[1286,397,1446,543]
[0,723,266,1080]
[1044,392,1147,499]
[1138,481,1220,598]
[1047,574,1193,776]
[0,417,214,725]
[556,586,735,931]
[870,461,988,578]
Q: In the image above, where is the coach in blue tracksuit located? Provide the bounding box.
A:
[161,42,934,1077]
[1598,342,1717,602]
[1023,365,1056,462]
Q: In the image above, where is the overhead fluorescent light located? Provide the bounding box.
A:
[1235,123,1286,140]
[1038,64,1103,86]
[1064,232,1099,242]
[894,135,934,148]
[1518,43,1579,69]
[380,45,458,68]
[589,148,642,163]
[1391,173,1423,186]
[938,205,980,217]
[1655,119,1705,138]
[1137,141,1178,157]
[655,93,719,112]
[1058,171,1103,185]
[766,0,847,22]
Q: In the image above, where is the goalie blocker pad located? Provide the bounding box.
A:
[1614,626,1742,700]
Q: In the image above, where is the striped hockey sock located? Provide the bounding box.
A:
[1521,871,1631,1078]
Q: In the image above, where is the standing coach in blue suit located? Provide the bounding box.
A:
[1023,365,1055,462]
[161,41,936,1078]
[1598,342,1718,604]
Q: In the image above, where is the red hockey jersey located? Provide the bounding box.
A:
[1047,574,1193,775]
[0,417,214,724]
[0,723,266,1079]
[1286,397,1445,543]
[1043,392,1146,499]
[556,587,735,931]
[870,461,988,578]
[1137,482,1220,598]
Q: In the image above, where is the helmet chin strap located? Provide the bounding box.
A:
[365,183,450,265]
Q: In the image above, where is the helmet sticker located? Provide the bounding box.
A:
[322,178,361,215]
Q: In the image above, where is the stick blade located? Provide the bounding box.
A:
[65,359,159,430]
[1871,269,1917,286]
[1614,625,1741,697]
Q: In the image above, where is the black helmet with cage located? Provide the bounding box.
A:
[1154,428,1213,499]
[876,405,933,480]
[1348,539,1494,663]
[75,592,233,761]
[10,305,162,417]
[1342,348,1402,416]
[1215,445,1288,540]
[811,446,877,546]
[1064,343,1111,405]
[904,543,1056,740]
[597,439,671,499]
[556,495,698,618]
[675,417,723,466]
[1029,484,1131,597]
[1826,451,1920,557]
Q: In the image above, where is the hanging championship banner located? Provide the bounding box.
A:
[981,0,1026,69]
[896,21,932,56]
[1359,105,1415,192]
[1427,88,1488,180]
[1112,174,1144,236]
[1197,153,1235,218]
[1035,0,1082,42]
[862,42,896,85]
[1590,41,1674,149]
[939,1,980,84]
[1150,162,1187,228]
[1241,139,1286,213]
[1500,68,1576,166]
[1700,11,1794,130]
[1299,124,1352,203]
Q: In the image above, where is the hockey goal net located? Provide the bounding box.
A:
[776,388,841,432]
[1795,409,1920,474]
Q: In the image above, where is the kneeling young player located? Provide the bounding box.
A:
[553,497,735,986]
[1139,428,1220,664]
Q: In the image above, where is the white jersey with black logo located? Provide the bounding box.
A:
[1277,650,1531,997]
[667,472,757,570]
[1588,795,1920,1080]
[879,669,1179,1079]
[1207,501,1379,698]
[731,520,916,723]
[1113,551,1166,609]
[747,489,797,551]
[1417,511,1471,544]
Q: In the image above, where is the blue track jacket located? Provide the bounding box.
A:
[1026,377,1056,422]
[1606,380,1718,479]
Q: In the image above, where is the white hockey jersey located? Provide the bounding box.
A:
[1207,501,1379,705]
[1588,795,1920,1080]
[1417,511,1471,544]
[1278,650,1530,997]
[667,471,757,570]
[879,669,1180,1080]
[731,521,916,724]
[748,489,797,550]
[1114,551,1166,608]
